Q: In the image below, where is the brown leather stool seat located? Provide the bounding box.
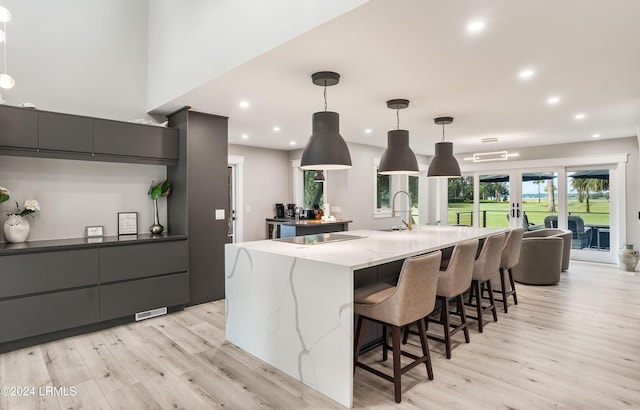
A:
[354,251,442,403]
[404,239,478,359]
[493,228,524,313]
[466,233,506,332]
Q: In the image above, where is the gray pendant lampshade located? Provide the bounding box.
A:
[300,71,352,170]
[378,99,419,175]
[427,116,461,178]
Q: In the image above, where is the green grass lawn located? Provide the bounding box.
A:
[448,199,610,227]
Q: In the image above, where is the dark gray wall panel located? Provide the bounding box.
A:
[0,249,99,298]
[100,240,188,283]
[99,272,189,321]
[38,111,93,153]
[0,287,99,343]
[0,105,38,149]
[168,110,228,305]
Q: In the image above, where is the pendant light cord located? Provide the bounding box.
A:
[323,83,327,111]
[2,21,6,74]
[396,108,400,130]
[441,124,445,142]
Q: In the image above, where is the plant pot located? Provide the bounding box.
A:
[618,243,639,272]
[3,214,30,243]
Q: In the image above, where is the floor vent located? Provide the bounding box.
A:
[135,307,167,321]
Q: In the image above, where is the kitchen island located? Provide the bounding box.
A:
[225,226,505,407]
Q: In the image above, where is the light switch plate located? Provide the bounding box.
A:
[215,209,225,220]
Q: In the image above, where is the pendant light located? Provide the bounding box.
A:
[378,99,419,175]
[300,71,352,170]
[427,116,461,177]
[312,170,325,181]
[0,3,13,90]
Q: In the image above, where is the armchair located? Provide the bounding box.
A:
[543,215,592,249]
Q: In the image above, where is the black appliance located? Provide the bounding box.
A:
[285,203,296,218]
[275,203,285,219]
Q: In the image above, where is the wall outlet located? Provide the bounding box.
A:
[246,205,251,212]
[215,209,225,220]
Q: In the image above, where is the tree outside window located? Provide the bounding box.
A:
[303,170,324,209]
[377,172,390,209]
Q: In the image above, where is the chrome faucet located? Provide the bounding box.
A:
[391,190,413,230]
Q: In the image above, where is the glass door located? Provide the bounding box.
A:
[520,171,559,230]
[477,173,511,228]
[566,167,614,263]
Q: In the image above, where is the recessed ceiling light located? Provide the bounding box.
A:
[592,134,600,138]
[289,141,296,146]
[575,113,585,120]
[364,129,372,134]
[241,134,248,139]
[547,96,560,105]
[239,101,250,109]
[519,69,535,79]
[273,126,280,132]
[467,20,485,32]
[481,137,498,143]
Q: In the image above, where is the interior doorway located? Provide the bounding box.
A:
[227,155,244,243]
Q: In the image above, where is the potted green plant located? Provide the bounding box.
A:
[148,180,171,234]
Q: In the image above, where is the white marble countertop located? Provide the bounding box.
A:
[229,226,506,270]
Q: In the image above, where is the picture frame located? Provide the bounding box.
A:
[118,212,138,235]
[86,225,104,238]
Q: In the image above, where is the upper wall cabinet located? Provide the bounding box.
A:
[39,112,94,154]
[0,105,38,150]
[139,126,179,160]
[0,105,179,166]
[94,119,141,157]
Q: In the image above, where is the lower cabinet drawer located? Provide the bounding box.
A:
[0,287,99,344]
[99,272,189,321]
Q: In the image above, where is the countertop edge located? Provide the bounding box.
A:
[0,233,188,255]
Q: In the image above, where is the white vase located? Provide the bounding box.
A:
[618,243,640,272]
[3,214,30,243]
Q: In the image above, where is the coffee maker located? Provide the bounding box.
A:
[285,203,296,218]
[275,203,285,219]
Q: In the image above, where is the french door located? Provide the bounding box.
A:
[454,162,621,264]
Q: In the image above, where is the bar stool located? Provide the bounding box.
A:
[353,251,442,403]
[494,228,524,313]
[466,233,505,332]
[404,240,478,359]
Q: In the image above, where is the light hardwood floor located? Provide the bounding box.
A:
[1,261,639,409]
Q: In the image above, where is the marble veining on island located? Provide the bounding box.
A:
[225,226,505,407]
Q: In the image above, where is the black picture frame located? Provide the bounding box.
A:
[118,212,138,235]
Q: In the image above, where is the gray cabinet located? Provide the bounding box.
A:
[0,105,38,149]
[0,249,99,298]
[100,272,189,321]
[140,126,179,160]
[38,111,93,153]
[93,118,140,157]
[0,105,179,164]
[0,237,188,350]
[100,240,188,283]
[0,288,99,344]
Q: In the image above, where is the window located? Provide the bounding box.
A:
[377,172,391,209]
[409,175,419,224]
[303,170,324,209]
[447,176,473,225]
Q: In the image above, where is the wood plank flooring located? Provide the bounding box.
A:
[1,261,639,409]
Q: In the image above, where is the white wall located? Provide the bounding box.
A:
[228,144,290,241]
[3,0,149,121]
[146,0,369,111]
[0,156,167,241]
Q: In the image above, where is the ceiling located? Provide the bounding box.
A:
[165,0,640,156]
